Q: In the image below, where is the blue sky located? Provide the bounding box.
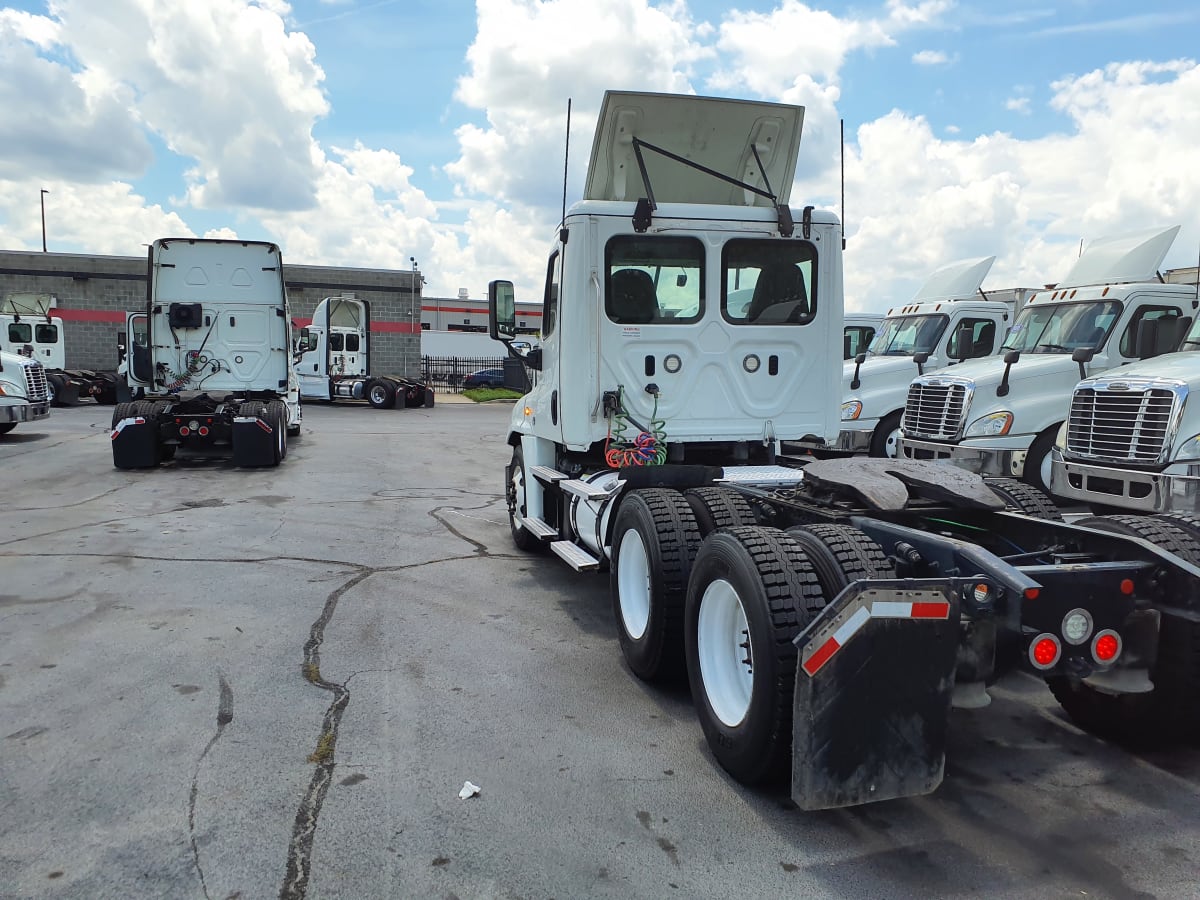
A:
[2,1,1200,309]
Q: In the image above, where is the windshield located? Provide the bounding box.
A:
[866,314,948,356]
[1002,301,1121,354]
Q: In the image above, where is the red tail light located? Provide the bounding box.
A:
[1028,634,1061,670]
[1092,630,1122,664]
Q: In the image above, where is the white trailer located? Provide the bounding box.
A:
[294,295,433,409]
[897,226,1193,494]
[485,91,1200,809]
[838,257,1029,457]
[0,293,120,406]
[0,348,50,435]
[111,238,301,469]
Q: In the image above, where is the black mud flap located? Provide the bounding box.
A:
[424,386,435,408]
[791,581,962,810]
[232,415,276,467]
[111,415,158,469]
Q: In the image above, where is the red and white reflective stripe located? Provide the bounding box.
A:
[110,417,146,439]
[801,597,952,677]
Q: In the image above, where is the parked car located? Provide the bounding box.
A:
[463,367,506,388]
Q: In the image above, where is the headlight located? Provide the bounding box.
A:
[1174,433,1200,462]
[841,400,863,421]
[1054,419,1069,450]
[965,411,1013,437]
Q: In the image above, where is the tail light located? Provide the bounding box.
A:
[1028,633,1061,670]
[1091,630,1122,664]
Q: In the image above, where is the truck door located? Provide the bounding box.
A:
[125,313,151,390]
[531,248,564,444]
[296,326,329,400]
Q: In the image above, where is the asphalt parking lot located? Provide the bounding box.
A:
[2,399,1199,900]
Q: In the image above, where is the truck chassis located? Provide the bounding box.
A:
[509,454,1200,809]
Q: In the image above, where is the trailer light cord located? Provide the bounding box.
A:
[604,386,668,468]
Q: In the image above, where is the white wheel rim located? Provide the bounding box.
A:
[616,529,651,640]
[510,463,525,517]
[697,578,752,727]
[884,426,902,459]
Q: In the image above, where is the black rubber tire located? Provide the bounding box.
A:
[986,476,1064,521]
[684,526,825,785]
[46,372,66,408]
[784,522,894,599]
[869,410,904,459]
[366,379,397,410]
[1153,512,1200,546]
[268,399,288,462]
[1047,514,1200,742]
[111,402,134,429]
[683,486,758,536]
[1021,428,1058,496]
[505,447,543,553]
[94,372,119,405]
[610,489,701,683]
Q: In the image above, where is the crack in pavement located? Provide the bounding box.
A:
[189,672,234,900]
[4,484,127,512]
[279,570,371,900]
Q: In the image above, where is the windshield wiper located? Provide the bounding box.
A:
[1034,343,1071,352]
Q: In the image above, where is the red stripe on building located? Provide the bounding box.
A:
[802,637,840,676]
[50,309,127,323]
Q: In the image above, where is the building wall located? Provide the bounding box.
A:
[0,248,422,375]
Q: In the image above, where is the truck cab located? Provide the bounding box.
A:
[1051,308,1200,512]
[490,91,840,542]
[0,348,50,435]
[295,296,370,400]
[897,226,1193,495]
[842,312,881,359]
[838,256,1017,458]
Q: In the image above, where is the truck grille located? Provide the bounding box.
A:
[23,361,48,403]
[1065,383,1184,465]
[902,381,969,440]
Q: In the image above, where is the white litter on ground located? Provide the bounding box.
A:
[459,780,481,800]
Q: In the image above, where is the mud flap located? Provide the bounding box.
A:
[791,583,962,810]
[232,415,276,467]
[111,417,158,469]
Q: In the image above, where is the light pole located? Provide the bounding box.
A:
[410,257,418,377]
[40,189,49,252]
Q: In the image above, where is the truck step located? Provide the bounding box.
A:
[559,478,614,501]
[550,541,601,572]
[529,465,568,484]
[520,516,559,540]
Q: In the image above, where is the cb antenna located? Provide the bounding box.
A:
[840,119,846,251]
[560,98,572,235]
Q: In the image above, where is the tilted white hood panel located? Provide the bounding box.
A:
[584,91,803,207]
[911,256,996,303]
[1058,226,1180,289]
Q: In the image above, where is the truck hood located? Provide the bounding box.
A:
[1080,351,1200,387]
[843,355,925,391]
[585,91,803,206]
[927,353,1080,393]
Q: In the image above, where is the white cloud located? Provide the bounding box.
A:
[1005,96,1031,114]
[912,49,950,66]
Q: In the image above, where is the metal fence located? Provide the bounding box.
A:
[422,355,506,394]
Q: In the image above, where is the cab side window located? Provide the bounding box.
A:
[543,250,562,339]
[945,318,997,360]
[1119,306,1184,359]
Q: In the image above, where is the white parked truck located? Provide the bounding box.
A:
[1050,301,1200,513]
[294,295,433,410]
[1,292,121,406]
[841,312,881,359]
[0,348,50,435]
[111,238,301,469]
[487,91,1200,810]
[838,257,1027,457]
[897,226,1194,494]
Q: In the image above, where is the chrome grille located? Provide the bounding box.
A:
[23,361,48,403]
[1065,384,1183,465]
[902,381,968,440]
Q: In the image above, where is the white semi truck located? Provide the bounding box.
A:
[838,256,1025,457]
[294,295,433,409]
[897,226,1193,494]
[111,238,301,469]
[486,91,1200,809]
[1,293,120,406]
[1050,301,1200,513]
[0,348,50,435]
